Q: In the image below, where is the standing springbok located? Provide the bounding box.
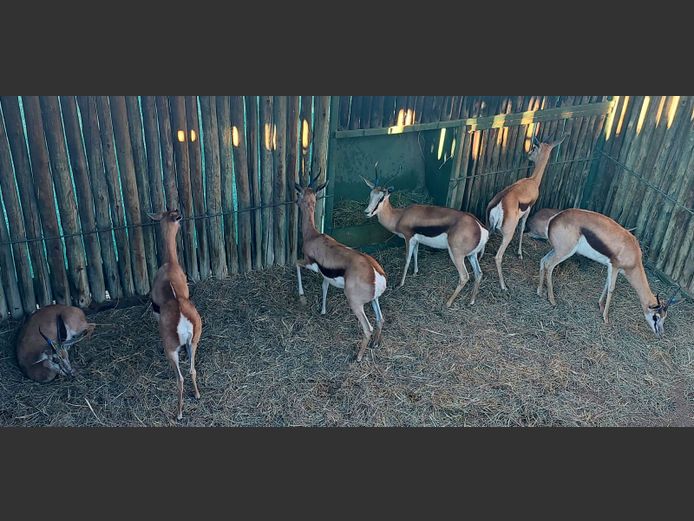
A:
[486,134,566,290]
[537,208,681,337]
[148,209,201,420]
[148,209,189,320]
[363,164,489,307]
[295,175,387,362]
[16,304,95,382]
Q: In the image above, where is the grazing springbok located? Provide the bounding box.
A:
[147,209,189,320]
[526,208,562,240]
[363,164,489,307]
[486,134,566,290]
[16,304,95,383]
[537,208,681,337]
[295,175,387,362]
[148,209,201,420]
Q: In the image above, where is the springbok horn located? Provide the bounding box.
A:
[374,161,380,185]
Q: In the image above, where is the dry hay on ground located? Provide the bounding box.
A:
[0,235,692,427]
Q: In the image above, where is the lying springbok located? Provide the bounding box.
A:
[537,208,681,337]
[149,209,201,420]
[147,209,189,320]
[526,208,562,240]
[295,175,386,362]
[363,164,489,307]
[16,304,95,382]
[486,134,566,290]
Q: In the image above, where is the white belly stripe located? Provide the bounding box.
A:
[576,236,610,265]
[324,276,345,288]
[414,233,449,249]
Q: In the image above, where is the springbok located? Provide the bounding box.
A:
[147,209,189,320]
[16,304,95,383]
[526,208,562,240]
[537,208,681,337]
[486,134,566,290]
[295,175,387,362]
[363,164,489,307]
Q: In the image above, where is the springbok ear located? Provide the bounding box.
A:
[361,176,375,189]
[56,315,68,344]
[549,135,567,147]
[33,351,50,365]
[387,186,395,194]
[147,212,164,222]
[294,182,303,194]
[532,135,540,147]
[314,180,328,194]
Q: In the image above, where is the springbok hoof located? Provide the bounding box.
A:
[176,413,183,421]
[299,295,307,306]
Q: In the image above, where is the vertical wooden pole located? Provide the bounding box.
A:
[109,96,150,295]
[60,95,106,304]
[273,96,288,265]
[169,95,199,281]
[299,96,313,187]
[370,96,384,128]
[96,95,135,296]
[0,204,21,318]
[246,96,263,268]
[125,96,158,282]
[312,96,330,232]
[155,96,180,212]
[200,96,228,279]
[216,96,239,274]
[22,96,72,304]
[77,96,122,299]
[0,96,52,305]
[230,96,253,272]
[141,96,167,262]
[259,96,274,266]
[323,96,339,236]
[287,96,300,262]
[0,103,36,314]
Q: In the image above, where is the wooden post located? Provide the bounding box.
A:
[141,96,167,262]
[246,96,263,269]
[360,96,373,129]
[77,96,122,299]
[155,96,180,212]
[0,259,7,319]
[22,96,72,304]
[216,96,239,274]
[312,96,330,231]
[349,96,362,130]
[299,96,313,187]
[185,96,210,280]
[0,96,52,305]
[339,96,350,130]
[287,96,300,262]
[200,96,228,279]
[230,96,253,272]
[96,95,135,296]
[109,96,150,295]
[323,96,339,236]
[370,96,384,128]
[273,96,288,265]
[0,103,36,314]
[259,96,274,266]
[169,96,199,281]
[0,207,21,318]
[59,95,106,304]
[125,96,158,282]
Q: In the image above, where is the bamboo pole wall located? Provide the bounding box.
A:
[0,95,690,323]
[0,96,328,322]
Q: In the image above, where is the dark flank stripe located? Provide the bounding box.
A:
[581,227,614,259]
[310,258,346,279]
[413,225,448,237]
[519,202,531,212]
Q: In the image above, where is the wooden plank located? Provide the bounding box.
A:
[199,96,228,278]
[185,96,210,280]
[216,96,238,274]
[77,96,122,299]
[0,202,21,317]
[230,96,253,272]
[169,95,199,281]
[22,96,72,304]
[323,96,339,236]
[60,95,106,304]
[370,96,384,128]
[338,96,350,130]
[287,96,300,262]
[109,96,150,295]
[312,96,330,231]
[260,96,274,266]
[273,96,288,265]
[334,100,615,139]
[299,96,313,186]
[155,96,179,211]
[0,256,7,319]
[0,102,36,314]
[246,96,263,268]
[125,96,158,282]
[141,96,167,262]
[348,96,362,130]
[360,96,373,129]
[0,96,52,305]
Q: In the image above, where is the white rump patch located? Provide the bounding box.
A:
[374,269,387,299]
[177,314,194,346]
[489,203,504,231]
[474,223,489,254]
[414,233,449,249]
[576,236,610,265]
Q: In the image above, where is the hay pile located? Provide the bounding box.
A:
[0,236,692,426]
[332,189,434,228]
